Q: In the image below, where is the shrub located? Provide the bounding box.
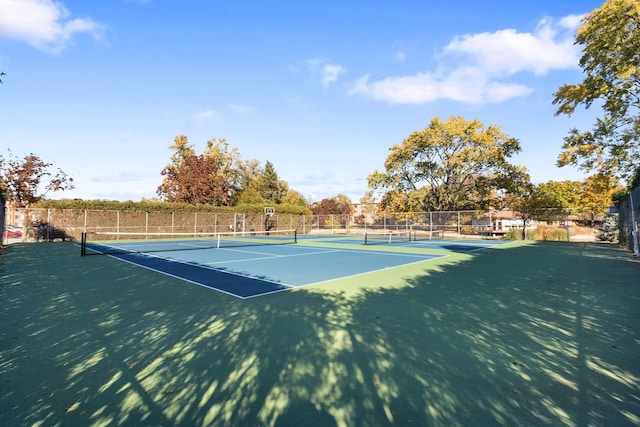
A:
[598,213,619,242]
[526,231,540,241]
[504,229,539,240]
[544,229,569,241]
[534,225,569,241]
[504,230,521,240]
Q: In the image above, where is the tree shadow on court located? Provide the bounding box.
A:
[1,241,639,426]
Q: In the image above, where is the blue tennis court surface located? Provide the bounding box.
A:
[298,234,512,252]
[87,236,511,298]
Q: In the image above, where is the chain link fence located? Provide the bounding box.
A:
[8,206,606,243]
[618,184,640,255]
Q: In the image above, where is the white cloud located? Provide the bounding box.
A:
[351,16,583,104]
[321,64,345,88]
[444,18,579,76]
[191,110,219,127]
[558,14,586,30]
[306,57,323,73]
[304,57,345,88]
[0,0,105,54]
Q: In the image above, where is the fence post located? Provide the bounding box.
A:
[630,191,640,256]
[429,211,433,235]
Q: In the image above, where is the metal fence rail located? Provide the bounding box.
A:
[618,184,640,255]
[8,207,608,243]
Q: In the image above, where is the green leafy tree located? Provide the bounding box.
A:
[235,187,266,205]
[536,180,583,208]
[553,0,640,182]
[598,213,619,242]
[280,188,308,207]
[507,182,563,239]
[368,115,526,212]
[0,151,75,207]
[253,161,285,204]
[504,174,591,239]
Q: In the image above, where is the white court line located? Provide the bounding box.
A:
[205,248,343,265]
[104,250,297,297]
[205,245,435,266]
[91,243,448,300]
[258,254,449,297]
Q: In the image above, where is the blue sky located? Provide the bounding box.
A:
[0,0,604,203]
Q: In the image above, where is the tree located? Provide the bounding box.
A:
[506,182,564,240]
[553,0,640,183]
[168,135,195,166]
[580,174,620,226]
[598,213,619,242]
[156,154,231,205]
[311,194,353,215]
[281,189,308,207]
[368,115,526,212]
[159,136,263,206]
[0,151,75,207]
[535,180,583,208]
[310,194,353,228]
[253,161,285,204]
[203,138,260,201]
[235,187,266,205]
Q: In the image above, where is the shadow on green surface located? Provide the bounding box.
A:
[0,241,638,426]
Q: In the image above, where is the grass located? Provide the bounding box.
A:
[1,240,639,426]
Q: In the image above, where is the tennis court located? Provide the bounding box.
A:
[2,238,639,426]
[80,230,459,298]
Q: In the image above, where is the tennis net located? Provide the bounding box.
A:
[412,228,445,241]
[364,230,412,245]
[80,229,297,256]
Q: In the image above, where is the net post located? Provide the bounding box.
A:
[81,232,86,256]
[294,229,297,244]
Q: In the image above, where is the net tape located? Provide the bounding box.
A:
[81,229,297,256]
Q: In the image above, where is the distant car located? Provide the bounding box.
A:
[3,225,23,238]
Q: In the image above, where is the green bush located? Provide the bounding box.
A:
[32,199,312,215]
[504,229,539,240]
[504,230,521,240]
[598,213,619,242]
